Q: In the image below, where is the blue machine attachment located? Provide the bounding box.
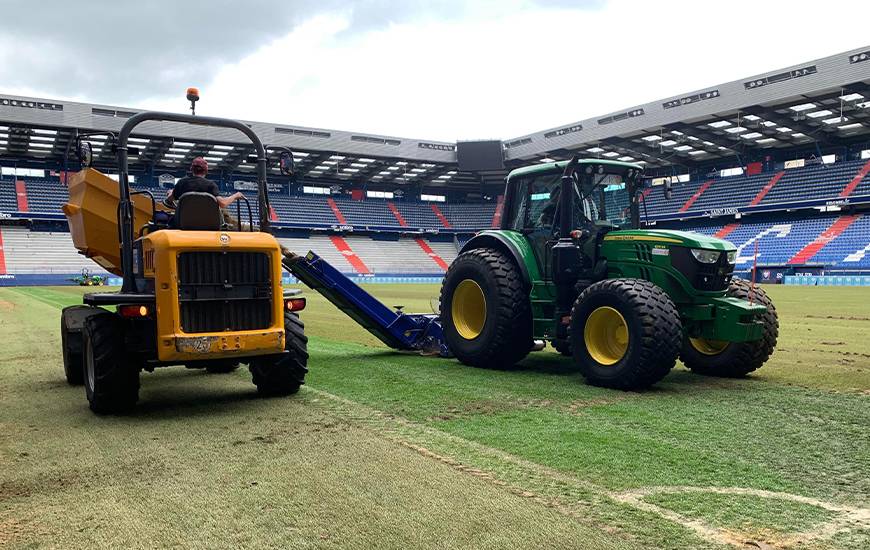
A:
[283,251,450,357]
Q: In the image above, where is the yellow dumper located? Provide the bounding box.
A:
[60,111,307,414]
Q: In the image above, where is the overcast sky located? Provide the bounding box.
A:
[0,0,866,142]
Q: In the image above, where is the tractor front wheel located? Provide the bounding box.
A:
[82,310,139,414]
[249,311,308,396]
[571,279,682,390]
[440,248,532,369]
[681,279,778,378]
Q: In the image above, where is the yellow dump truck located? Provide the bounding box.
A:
[60,111,307,414]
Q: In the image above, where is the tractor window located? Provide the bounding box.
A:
[578,174,633,229]
[506,172,562,232]
[528,173,562,230]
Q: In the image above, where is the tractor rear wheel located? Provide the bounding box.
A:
[681,279,778,378]
[82,310,139,414]
[249,311,308,396]
[570,279,682,390]
[440,248,532,369]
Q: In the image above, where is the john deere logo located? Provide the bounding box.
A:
[219,234,230,245]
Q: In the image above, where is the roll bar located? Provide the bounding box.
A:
[116,111,272,292]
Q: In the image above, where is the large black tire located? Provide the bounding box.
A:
[570,279,682,390]
[82,311,139,414]
[249,311,308,396]
[439,248,532,369]
[60,305,98,385]
[551,339,572,356]
[680,279,778,377]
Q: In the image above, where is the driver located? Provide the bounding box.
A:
[166,157,243,209]
[537,186,561,229]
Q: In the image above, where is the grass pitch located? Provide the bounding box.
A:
[1,284,868,549]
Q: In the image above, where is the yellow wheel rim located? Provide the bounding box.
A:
[584,306,629,366]
[452,279,486,340]
[689,338,730,356]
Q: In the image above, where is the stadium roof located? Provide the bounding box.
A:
[1,46,869,187]
[505,47,870,170]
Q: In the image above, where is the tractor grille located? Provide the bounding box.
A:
[177,251,272,333]
[694,254,734,291]
[670,247,733,292]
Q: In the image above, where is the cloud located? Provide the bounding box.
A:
[138,1,869,142]
[0,0,600,104]
[2,1,864,142]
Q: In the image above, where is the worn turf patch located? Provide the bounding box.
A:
[641,491,838,546]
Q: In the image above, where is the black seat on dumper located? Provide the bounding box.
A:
[173,192,222,230]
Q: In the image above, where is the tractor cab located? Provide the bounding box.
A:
[501,158,643,283]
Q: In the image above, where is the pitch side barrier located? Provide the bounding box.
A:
[785,275,870,286]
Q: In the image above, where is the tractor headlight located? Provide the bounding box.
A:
[726,250,737,264]
[690,248,721,264]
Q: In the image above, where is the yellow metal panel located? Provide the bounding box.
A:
[143,229,286,362]
[63,168,155,275]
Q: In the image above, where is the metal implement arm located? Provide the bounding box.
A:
[283,251,449,357]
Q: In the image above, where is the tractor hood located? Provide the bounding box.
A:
[602,229,736,251]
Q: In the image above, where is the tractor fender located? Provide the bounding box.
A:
[459,232,533,288]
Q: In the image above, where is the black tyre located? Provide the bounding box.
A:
[680,279,778,377]
[551,339,572,356]
[249,311,308,396]
[439,248,532,369]
[82,310,139,414]
[570,279,682,390]
[61,305,98,385]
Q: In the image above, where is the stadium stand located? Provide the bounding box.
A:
[0,175,499,232]
[2,49,869,283]
[2,154,869,282]
[641,158,870,218]
[672,213,870,270]
[0,226,94,274]
[0,226,459,279]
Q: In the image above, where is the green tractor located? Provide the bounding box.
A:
[71,268,106,287]
[439,156,778,389]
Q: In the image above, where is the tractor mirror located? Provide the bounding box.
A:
[664,180,673,200]
[77,140,93,168]
[279,151,295,176]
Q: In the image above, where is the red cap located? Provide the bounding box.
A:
[191,157,208,176]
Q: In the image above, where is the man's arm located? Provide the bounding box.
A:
[216,191,244,208]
